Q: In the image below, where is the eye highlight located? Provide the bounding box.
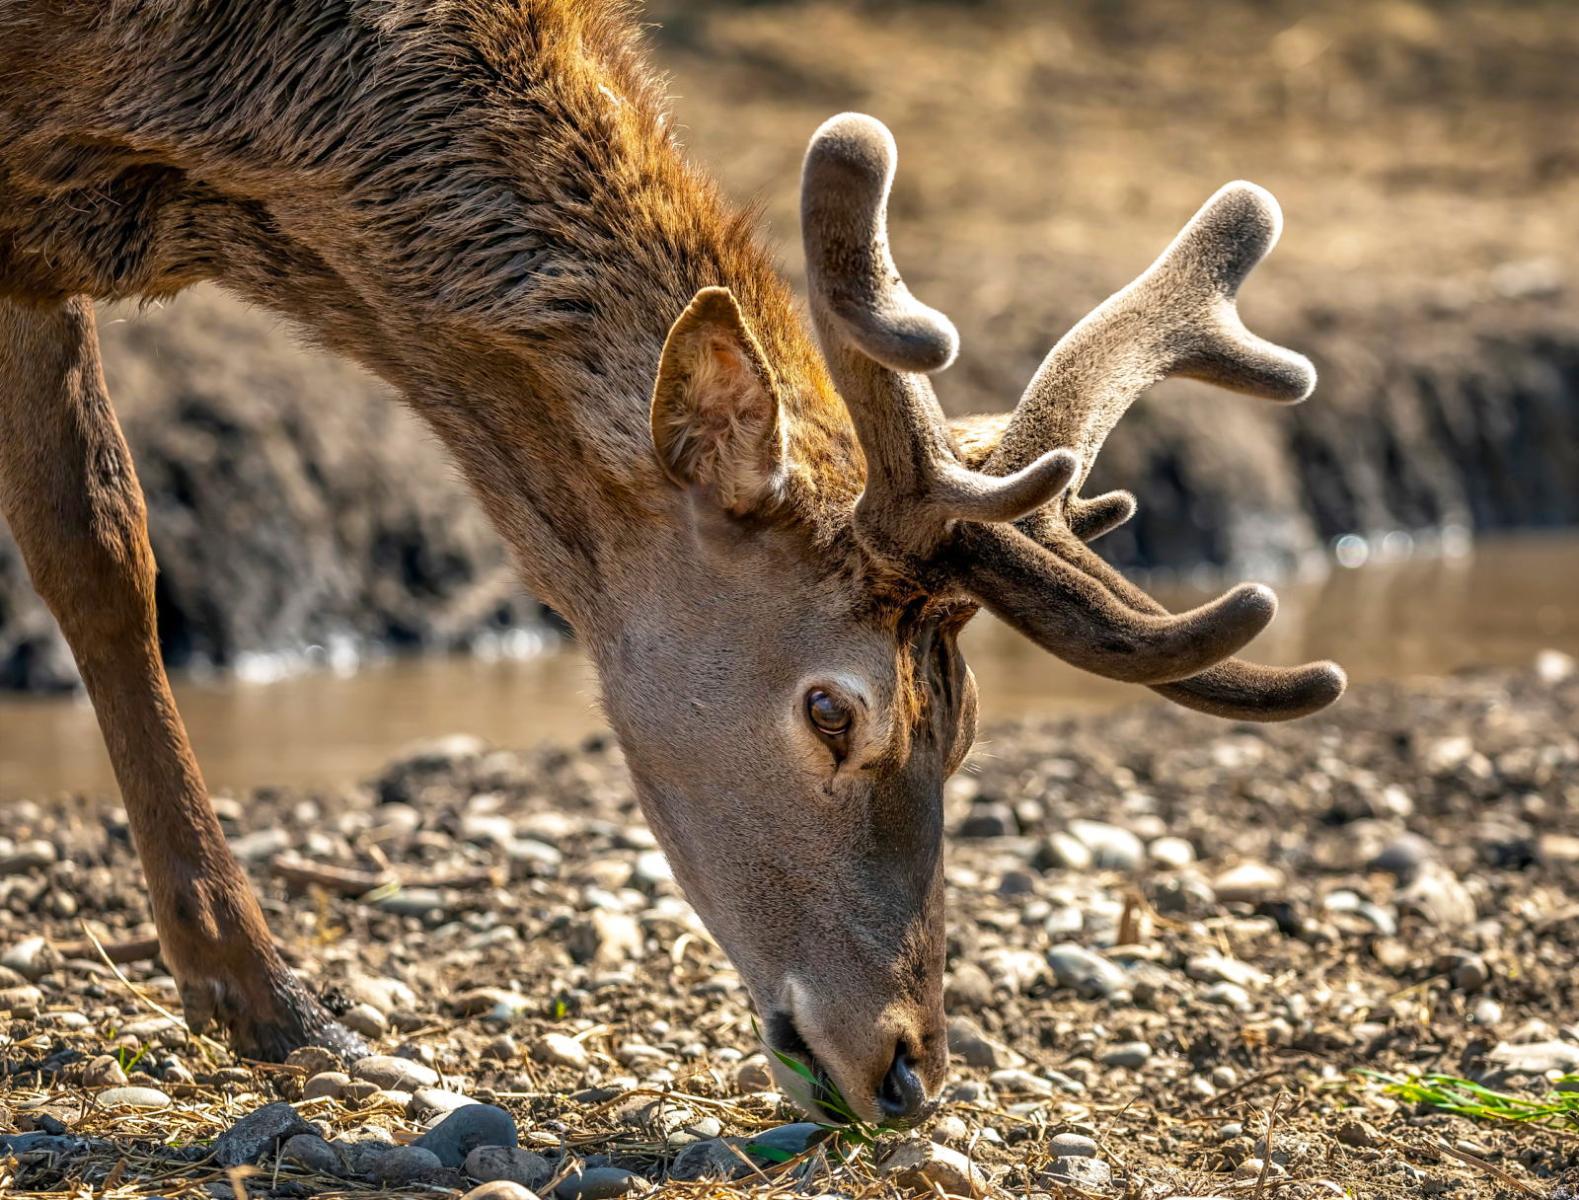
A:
[805,688,854,756]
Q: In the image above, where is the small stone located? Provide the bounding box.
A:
[879,1139,988,1197]
[1048,1132,1099,1158]
[1099,1041,1152,1069]
[732,1055,775,1093]
[352,1054,440,1091]
[1368,833,1435,882]
[533,1034,590,1072]
[1186,952,1269,989]
[1047,943,1129,999]
[302,1071,350,1101]
[415,1103,518,1167]
[1,936,53,980]
[944,963,994,1011]
[553,1165,646,1199]
[947,1016,1021,1069]
[1212,862,1285,904]
[484,1035,520,1063]
[1471,998,1504,1026]
[465,1146,554,1190]
[214,1102,317,1167]
[82,1054,129,1088]
[0,984,42,1015]
[1202,982,1252,1011]
[958,802,1017,838]
[1042,1156,1113,1189]
[669,1137,747,1182]
[342,1003,388,1039]
[1067,819,1145,872]
[1450,953,1490,992]
[1148,836,1196,868]
[97,1086,171,1111]
[455,988,533,1022]
[989,1068,1055,1097]
[1335,1118,1379,1148]
[370,1144,449,1185]
[567,911,643,964]
[1400,865,1476,928]
[742,1122,823,1160]
[281,1133,347,1176]
[462,1184,542,1200]
[1488,1040,1579,1074]
[1034,831,1093,872]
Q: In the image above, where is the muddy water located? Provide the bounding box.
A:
[3,534,1577,801]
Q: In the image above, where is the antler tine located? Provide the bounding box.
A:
[972,183,1344,720]
[801,114,1279,685]
[801,113,1083,559]
[984,181,1317,497]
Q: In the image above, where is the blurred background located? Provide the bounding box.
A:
[3,0,1577,798]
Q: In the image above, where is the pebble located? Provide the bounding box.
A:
[342,1002,389,1039]
[214,1102,317,1167]
[415,1103,518,1167]
[464,1146,554,1190]
[534,1033,591,1071]
[1099,1041,1152,1069]
[302,1071,350,1100]
[944,962,995,1010]
[281,1133,346,1175]
[97,1086,171,1111]
[958,802,1017,838]
[1400,864,1477,928]
[879,1139,988,1197]
[568,911,643,964]
[1488,1039,1579,1074]
[1066,819,1145,872]
[742,1122,823,1159]
[1148,835,1196,868]
[668,1138,747,1182]
[1335,1117,1380,1148]
[553,1165,646,1199]
[1048,1132,1099,1158]
[1,936,52,980]
[285,1046,343,1077]
[1035,830,1093,871]
[732,1055,775,1092]
[351,1054,440,1091]
[369,1144,449,1185]
[462,1184,542,1200]
[1201,982,1252,1011]
[82,1054,129,1088]
[1449,952,1490,991]
[1211,862,1285,904]
[1047,943,1130,999]
[1186,952,1269,989]
[1042,1155,1113,1189]
[947,1016,1021,1069]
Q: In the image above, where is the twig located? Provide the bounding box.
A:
[1254,1092,1282,1199]
[1429,1137,1543,1198]
[269,853,503,895]
[53,935,162,964]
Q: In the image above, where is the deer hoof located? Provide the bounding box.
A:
[179,969,367,1063]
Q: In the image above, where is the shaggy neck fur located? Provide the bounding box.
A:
[0,0,865,629]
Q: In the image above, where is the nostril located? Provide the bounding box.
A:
[877,1045,927,1121]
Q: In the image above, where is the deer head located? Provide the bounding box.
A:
[609,113,1345,1126]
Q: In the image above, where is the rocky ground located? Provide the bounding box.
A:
[3,660,1578,1198]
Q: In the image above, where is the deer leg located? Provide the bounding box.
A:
[0,296,361,1061]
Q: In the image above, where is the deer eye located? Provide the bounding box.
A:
[805,688,853,744]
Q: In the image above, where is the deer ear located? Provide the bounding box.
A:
[651,287,785,514]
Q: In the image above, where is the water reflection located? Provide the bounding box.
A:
[2,534,1575,801]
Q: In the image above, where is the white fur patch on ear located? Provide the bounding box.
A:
[651,287,786,514]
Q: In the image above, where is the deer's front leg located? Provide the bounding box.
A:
[0,295,361,1061]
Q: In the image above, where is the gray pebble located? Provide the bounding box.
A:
[281,1133,348,1176]
[1099,1042,1152,1069]
[1042,1156,1112,1189]
[97,1086,171,1111]
[1047,943,1129,999]
[554,1165,646,1199]
[1048,1132,1099,1158]
[464,1145,554,1191]
[214,1101,316,1167]
[369,1144,449,1184]
[351,1054,439,1091]
[415,1103,518,1167]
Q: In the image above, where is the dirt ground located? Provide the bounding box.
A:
[3,661,1577,1199]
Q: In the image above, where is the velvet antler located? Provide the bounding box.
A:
[802,114,1287,687]
[800,113,1345,715]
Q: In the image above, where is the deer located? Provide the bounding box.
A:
[0,1,1344,1125]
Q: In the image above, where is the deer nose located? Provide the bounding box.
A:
[876,1045,928,1122]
